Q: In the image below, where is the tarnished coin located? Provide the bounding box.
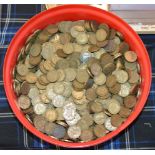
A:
[124,51,137,62]
[93,124,106,138]
[63,43,74,54]
[66,113,81,126]
[46,88,57,100]
[88,45,100,53]
[119,106,131,118]
[17,95,31,109]
[85,78,94,89]
[76,32,88,45]
[109,28,116,40]
[44,109,57,122]
[63,102,76,121]
[111,114,123,127]
[96,29,107,41]
[37,30,50,43]
[31,96,42,106]
[28,87,39,99]
[76,69,89,83]
[75,102,88,111]
[119,41,129,53]
[112,70,128,84]
[38,74,49,85]
[44,122,56,135]
[43,60,54,71]
[40,92,50,104]
[86,88,97,101]
[94,73,106,85]
[72,90,85,100]
[45,24,58,34]
[36,81,46,90]
[55,59,70,69]
[73,95,88,105]
[67,125,81,139]
[25,72,37,83]
[88,33,97,45]
[119,82,131,97]
[52,95,65,108]
[57,69,65,81]
[47,70,58,82]
[112,95,123,105]
[104,40,117,52]
[29,43,41,57]
[128,70,140,84]
[33,115,46,132]
[77,118,89,130]
[41,42,56,60]
[33,103,47,115]
[64,68,76,82]
[90,101,103,113]
[109,83,121,94]
[80,129,94,142]
[124,95,137,108]
[62,82,72,97]
[96,86,110,99]
[53,82,65,95]
[102,63,116,75]
[124,61,137,70]
[100,53,114,66]
[80,52,92,63]
[93,112,107,125]
[52,124,66,139]
[56,108,64,121]
[17,64,28,76]
[20,81,30,95]
[90,63,102,76]
[56,49,68,58]
[29,54,42,66]
[70,25,85,38]
[106,75,117,88]
[107,99,121,114]
[82,114,94,126]
[105,117,117,131]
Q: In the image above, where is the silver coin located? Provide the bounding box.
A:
[80,52,92,63]
[52,95,65,108]
[63,102,76,121]
[31,96,42,106]
[67,125,81,139]
[28,87,39,99]
[76,32,88,45]
[46,88,57,100]
[93,112,107,125]
[112,70,128,84]
[66,112,81,126]
[105,117,117,131]
[124,61,137,70]
[33,103,47,115]
[119,82,131,97]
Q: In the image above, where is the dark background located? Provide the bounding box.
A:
[0,4,155,150]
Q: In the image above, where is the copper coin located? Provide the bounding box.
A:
[44,122,56,135]
[86,88,97,101]
[106,75,117,88]
[80,129,94,142]
[22,106,34,115]
[37,30,50,43]
[124,95,137,108]
[60,33,72,44]
[109,83,121,94]
[47,70,58,82]
[33,115,46,132]
[96,86,110,99]
[76,69,89,83]
[20,81,30,95]
[104,40,117,52]
[88,45,100,53]
[85,78,94,89]
[129,83,139,95]
[17,95,31,110]
[72,80,85,91]
[93,125,106,138]
[90,101,103,113]
[45,24,58,34]
[100,53,114,67]
[102,63,116,75]
[96,40,108,48]
[90,63,102,76]
[29,43,41,57]
[108,28,116,40]
[29,55,42,66]
[96,29,107,42]
[119,41,129,53]
[124,51,137,62]
[128,70,140,84]
[111,114,123,127]
[119,106,131,118]
[56,49,68,58]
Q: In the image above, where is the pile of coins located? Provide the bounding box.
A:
[13,20,141,142]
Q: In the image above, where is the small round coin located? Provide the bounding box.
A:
[93,124,106,138]
[17,95,31,109]
[124,95,137,108]
[67,125,81,139]
[47,70,59,82]
[52,124,66,139]
[85,88,97,101]
[107,99,121,114]
[94,73,106,85]
[33,103,47,115]
[52,95,65,108]
[124,51,137,62]
[33,115,46,132]
[44,109,57,122]
[93,112,107,125]
[90,101,103,113]
[80,129,94,142]
[111,114,123,127]
[96,29,107,41]
[76,69,90,83]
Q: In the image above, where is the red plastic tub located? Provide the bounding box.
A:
[3,5,151,148]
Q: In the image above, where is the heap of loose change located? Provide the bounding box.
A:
[13,20,141,142]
